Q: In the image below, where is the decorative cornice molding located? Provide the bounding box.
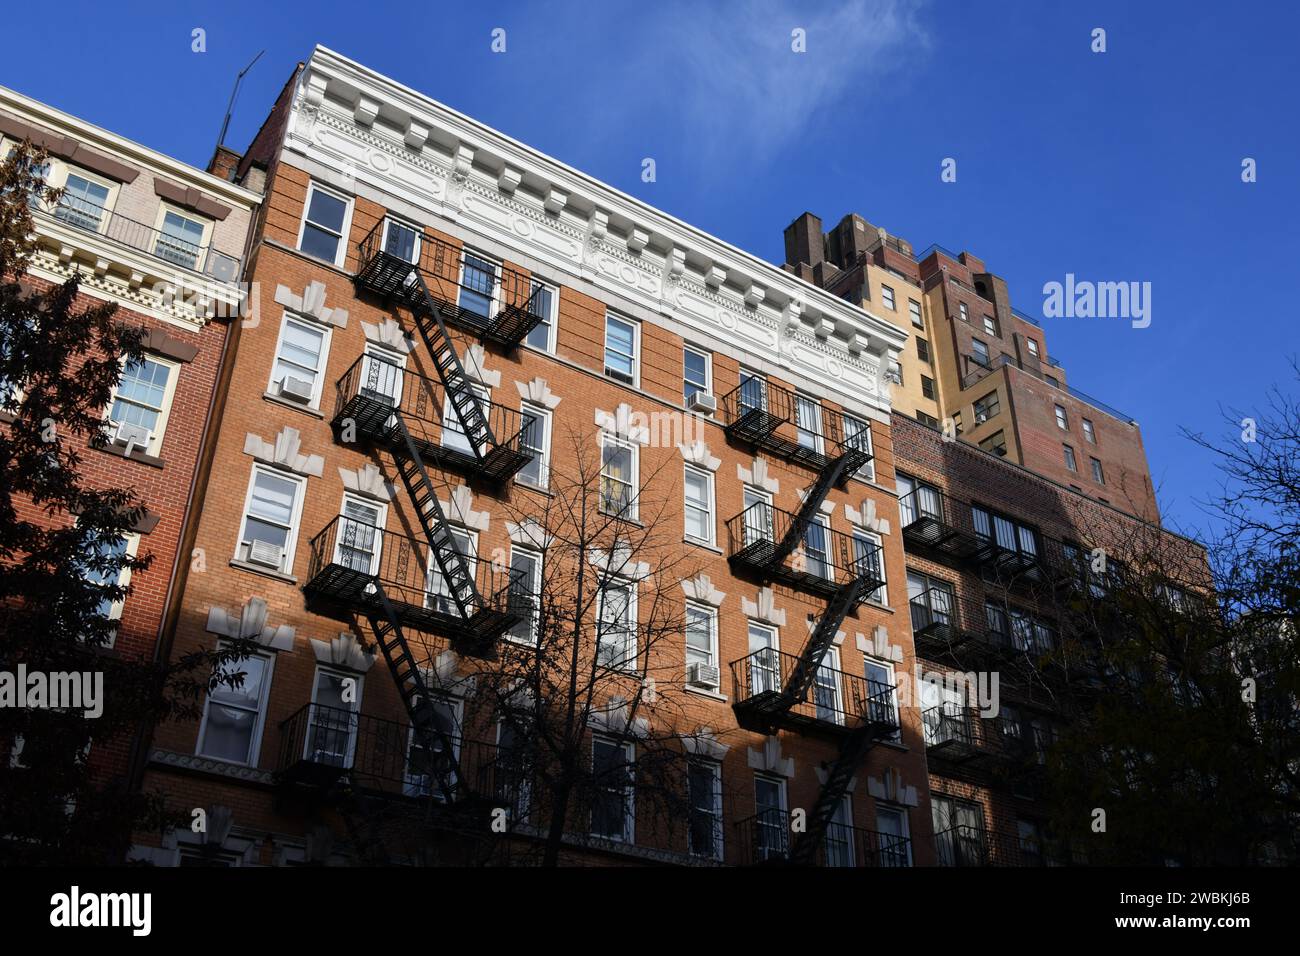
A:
[515,376,562,410]
[678,439,721,472]
[741,587,786,627]
[149,749,275,785]
[737,457,779,494]
[338,462,393,501]
[310,632,377,672]
[361,317,415,353]
[856,624,904,665]
[275,280,348,328]
[205,596,295,651]
[680,573,726,607]
[244,426,325,477]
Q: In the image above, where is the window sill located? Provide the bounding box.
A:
[514,480,552,497]
[229,558,298,584]
[263,391,326,418]
[684,684,728,703]
[91,440,165,469]
[684,537,723,555]
[860,600,893,615]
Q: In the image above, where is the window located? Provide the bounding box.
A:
[1017,819,1044,865]
[842,414,876,481]
[881,285,896,310]
[932,796,985,866]
[754,775,788,861]
[916,410,939,428]
[800,515,832,580]
[958,302,969,323]
[747,621,780,696]
[516,403,551,488]
[1026,338,1040,359]
[874,806,912,867]
[1090,456,1105,484]
[81,533,137,641]
[685,603,718,685]
[909,299,923,328]
[56,172,112,231]
[1045,374,1059,388]
[305,667,363,768]
[426,527,476,616]
[916,337,930,363]
[951,411,964,436]
[971,338,990,366]
[333,494,386,574]
[813,647,845,726]
[441,383,491,456]
[381,217,420,264]
[737,368,767,416]
[978,430,1007,456]
[603,313,639,385]
[459,250,500,317]
[108,355,178,456]
[1082,418,1096,444]
[236,466,305,573]
[907,570,954,631]
[972,505,1039,560]
[506,547,542,644]
[404,694,461,799]
[973,391,1000,424]
[865,658,900,742]
[591,736,634,842]
[524,280,557,351]
[896,474,942,527]
[853,529,886,604]
[890,362,903,386]
[197,649,274,765]
[155,208,208,270]
[597,581,637,668]
[688,761,723,860]
[270,314,331,407]
[358,342,405,411]
[298,182,351,266]
[493,717,532,819]
[983,314,998,336]
[921,375,936,400]
[683,465,715,545]
[1054,404,1068,430]
[683,346,712,406]
[1063,444,1078,472]
[825,796,855,867]
[794,393,824,452]
[599,435,638,518]
[742,487,774,548]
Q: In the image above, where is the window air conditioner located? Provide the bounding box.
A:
[687,662,720,690]
[247,540,284,569]
[279,376,314,403]
[686,392,717,414]
[113,420,152,452]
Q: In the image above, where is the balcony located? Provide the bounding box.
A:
[908,588,972,659]
[922,706,1005,764]
[275,704,534,817]
[735,809,912,867]
[730,647,898,738]
[719,379,873,480]
[35,194,243,284]
[331,354,534,483]
[302,515,524,648]
[959,348,1136,425]
[898,487,984,563]
[725,502,884,600]
[933,824,1044,867]
[354,221,544,349]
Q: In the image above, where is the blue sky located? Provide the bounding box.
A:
[4,0,1296,539]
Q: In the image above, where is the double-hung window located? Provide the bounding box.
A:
[814,647,845,725]
[881,285,896,310]
[971,338,990,367]
[381,217,420,263]
[685,603,718,686]
[801,515,832,580]
[972,505,1039,561]
[748,622,780,696]
[591,736,634,842]
[865,658,900,741]
[737,368,767,416]
[516,403,551,489]
[1090,456,1105,484]
[597,581,637,668]
[683,465,715,545]
[688,761,723,860]
[403,694,461,799]
[197,649,275,766]
[683,346,711,404]
[236,466,305,573]
[426,528,476,617]
[909,299,923,328]
[603,313,639,385]
[600,435,637,518]
[1054,404,1069,430]
[896,474,942,527]
[842,414,876,481]
[506,547,542,645]
[270,314,330,407]
[754,775,788,861]
[795,393,825,453]
[333,494,385,574]
[108,355,178,456]
[459,249,499,317]
[441,383,491,456]
[155,208,208,270]
[298,183,350,266]
[56,172,112,232]
[1063,444,1078,472]
[973,390,1000,424]
[853,529,886,604]
[874,806,913,866]
[1082,418,1097,444]
[305,667,363,768]
[524,280,557,351]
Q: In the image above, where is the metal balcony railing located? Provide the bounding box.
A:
[933,823,1045,867]
[719,378,874,479]
[730,647,898,737]
[959,348,1136,425]
[735,809,912,867]
[354,220,544,348]
[725,501,885,600]
[922,706,1006,763]
[331,353,535,483]
[302,515,527,644]
[36,195,243,283]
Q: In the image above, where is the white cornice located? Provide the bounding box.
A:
[285,46,907,414]
[0,85,261,209]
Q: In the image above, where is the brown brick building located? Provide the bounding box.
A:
[0,86,260,784]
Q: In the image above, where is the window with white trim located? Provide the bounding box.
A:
[1082,418,1096,444]
[688,760,723,860]
[865,658,901,742]
[524,280,557,352]
[270,314,331,408]
[600,434,638,519]
[909,299,923,328]
[1026,338,1040,359]
[298,182,351,266]
[683,345,711,405]
[197,647,275,766]
[236,465,306,574]
[153,205,211,271]
[754,774,788,861]
[1054,404,1069,430]
[305,666,364,768]
[814,646,845,725]
[958,302,969,323]
[108,354,179,456]
[825,795,855,867]
[426,527,476,616]
[794,393,824,453]
[506,546,542,645]
[853,528,887,604]
[747,621,780,696]
[403,693,461,799]
[591,736,634,842]
[54,170,114,232]
[333,493,386,574]
[81,532,140,646]
[459,249,500,318]
[683,464,715,545]
[842,414,876,482]
[597,580,637,669]
[881,285,896,310]
[874,805,913,866]
[684,602,718,687]
[380,216,420,263]
[441,382,490,456]
[516,403,550,489]
[603,313,639,385]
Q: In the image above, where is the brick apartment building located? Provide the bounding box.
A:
[0,86,260,784]
[129,47,935,866]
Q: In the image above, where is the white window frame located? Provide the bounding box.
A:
[516,402,551,490]
[235,464,306,574]
[754,773,788,861]
[505,545,543,646]
[825,794,856,866]
[380,215,421,264]
[865,657,901,743]
[441,381,491,456]
[854,528,887,605]
[305,665,365,767]
[1063,444,1078,473]
[50,165,120,233]
[458,247,503,319]
[403,692,462,799]
[269,313,332,409]
[842,413,876,482]
[334,492,388,574]
[1091,456,1105,484]
[742,486,775,548]
[1082,418,1096,444]
[881,284,896,311]
[794,392,825,454]
[983,314,998,336]
[591,735,635,843]
[1054,404,1069,430]
[909,299,923,328]
[106,353,180,458]
[152,202,214,271]
[597,579,638,670]
[524,278,558,353]
[687,758,723,861]
[196,645,276,767]
[297,181,353,268]
[684,601,719,682]
[682,464,715,546]
[874,804,913,866]
[83,531,141,647]
[603,312,640,386]
[599,433,639,520]
[425,526,478,615]
[683,345,712,404]
[1026,338,1040,359]
[747,620,780,696]
[958,302,969,323]
[813,645,845,726]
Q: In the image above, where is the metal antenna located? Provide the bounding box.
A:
[216,49,265,151]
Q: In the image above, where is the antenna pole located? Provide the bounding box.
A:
[216,49,265,151]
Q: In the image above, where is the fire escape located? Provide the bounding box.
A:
[292,222,546,846]
[721,380,898,866]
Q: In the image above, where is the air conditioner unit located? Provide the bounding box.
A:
[687,662,720,690]
[686,392,717,414]
[112,420,151,451]
[247,540,284,569]
[279,376,314,403]
[974,412,989,424]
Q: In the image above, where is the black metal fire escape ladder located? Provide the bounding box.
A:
[788,720,885,866]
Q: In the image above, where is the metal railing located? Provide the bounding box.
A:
[959,348,1136,424]
[735,809,912,867]
[718,378,874,476]
[933,823,1044,867]
[36,194,242,283]
[725,501,885,597]
[730,647,898,732]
